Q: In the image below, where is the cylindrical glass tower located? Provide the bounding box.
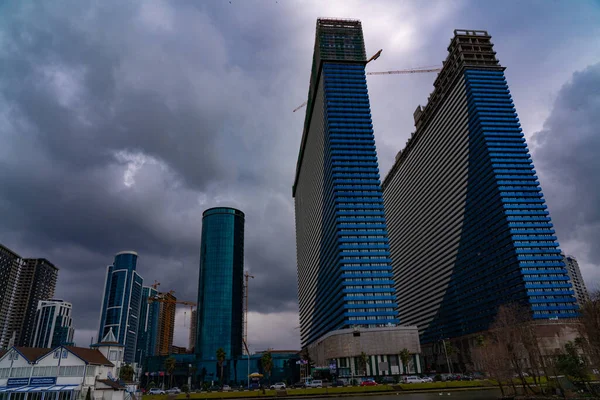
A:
[196,207,244,361]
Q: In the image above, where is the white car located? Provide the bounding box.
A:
[222,385,231,391]
[165,388,181,394]
[402,376,424,384]
[306,380,323,388]
[270,382,286,390]
[148,388,165,395]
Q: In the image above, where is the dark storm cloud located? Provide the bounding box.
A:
[2,0,599,350]
[531,63,600,284]
[0,0,304,345]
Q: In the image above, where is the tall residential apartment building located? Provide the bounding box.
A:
[0,244,25,348]
[196,207,244,361]
[562,254,589,307]
[98,251,143,364]
[188,309,197,352]
[293,18,398,348]
[19,258,60,347]
[156,291,176,356]
[382,30,578,343]
[30,299,74,348]
[0,244,58,348]
[136,286,159,364]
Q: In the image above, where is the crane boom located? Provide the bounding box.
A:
[293,101,307,113]
[367,67,442,75]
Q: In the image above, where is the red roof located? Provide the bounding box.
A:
[64,346,113,366]
[14,347,53,362]
[97,379,126,390]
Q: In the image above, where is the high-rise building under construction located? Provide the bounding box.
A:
[293,18,399,349]
[382,30,579,344]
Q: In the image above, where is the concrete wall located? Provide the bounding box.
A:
[308,326,420,364]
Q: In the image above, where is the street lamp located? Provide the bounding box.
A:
[441,339,452,374]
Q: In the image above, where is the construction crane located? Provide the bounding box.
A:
[150,280,160,290]
[292,48,441,112]
[148,291,197,327]
[292,49,382,113]
[367,66,442,75]
[148,291,196,311]
[243,271,254,355]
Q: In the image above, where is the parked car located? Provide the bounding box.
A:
[381,376,397,384]
[306,380,323,388]
[270,382,286,390]
[332,380,346,387]
[221,385,232,391]
[420,376,434,383]
[360,379,377,386]
[148,388,166,395]
[402,376,424,384]
[165,388,181,394]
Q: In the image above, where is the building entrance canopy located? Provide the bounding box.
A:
[0,385,79,400]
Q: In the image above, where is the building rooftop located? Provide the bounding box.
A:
[14,347,54,362]
[65,346,113,366]
[115,251,138,257]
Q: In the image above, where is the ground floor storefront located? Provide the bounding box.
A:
[0,385,79,400]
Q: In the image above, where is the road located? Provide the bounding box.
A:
[315,390,501,400]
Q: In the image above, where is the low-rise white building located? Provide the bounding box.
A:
[0,329,128,400]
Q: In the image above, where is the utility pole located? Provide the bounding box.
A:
[442,339,452,374]
[244,271,254,355]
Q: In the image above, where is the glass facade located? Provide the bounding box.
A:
[382,30,578,343]
[137,286,159,363]
[97,251,143,363]
[293,19,399,348]
[196,208,244,361]
[30,300,74,348]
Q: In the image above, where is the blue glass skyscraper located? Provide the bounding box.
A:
[98,251,144,363]
[293,18,399,348]
[382,30,578,344]
[136,286,159,364]
[196,208,244,361]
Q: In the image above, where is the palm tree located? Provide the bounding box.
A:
[164,357,176,388]
[358,352,369,376]
[399,348,412,374]
[261,351,273,384]
[216,347,227,384]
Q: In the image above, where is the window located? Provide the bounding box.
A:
[109,350,118,361]
[59,366,85,377]
[62,350,68,359]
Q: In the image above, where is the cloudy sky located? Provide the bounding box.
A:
[1,0,599,351]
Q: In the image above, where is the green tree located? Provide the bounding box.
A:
[119,364,135,382]
[164,357,176,388]
[556,341,588,383]
[261,351,273,384]
[399,348,411,374]
[358,352,369,376]
[216,347,227,384]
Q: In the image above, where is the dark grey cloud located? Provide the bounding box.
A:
[1,0,599,351]
[0,0,304,348]
[531,63,600,286]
